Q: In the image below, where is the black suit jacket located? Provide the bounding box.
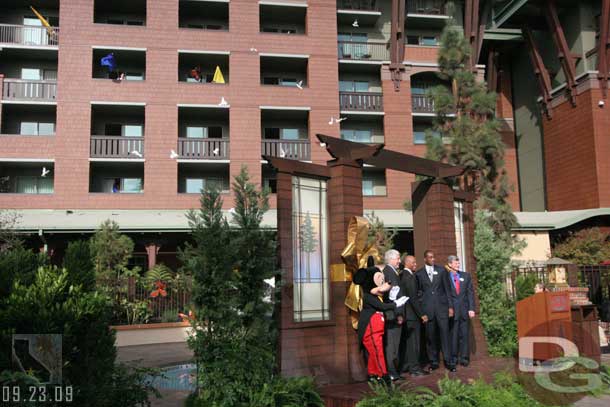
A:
[399,268,423,320]
[447,271,475,320]
[357,292,397,344]
[415,264,452,320]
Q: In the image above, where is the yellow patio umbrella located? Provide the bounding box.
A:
[30,6,55,37]
[212,66,225,84]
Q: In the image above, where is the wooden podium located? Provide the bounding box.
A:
[516,291,572,361]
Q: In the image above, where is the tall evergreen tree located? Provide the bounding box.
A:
[425,12,517,237]
[180,167,276,406]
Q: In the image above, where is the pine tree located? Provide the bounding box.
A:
[180,167,276,405]
[299,212,317,281]
[425,14,518,237]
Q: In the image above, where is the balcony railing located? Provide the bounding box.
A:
[337,41,389,61]
[177,138,229,160]
[262,139,311,161]
[90,136,144,158]
[337,0,378,11]
[412,94,435,113]
[407,0,448,15]
[2,79,57,101]
[340,91,383,112]
[0,24,59,46]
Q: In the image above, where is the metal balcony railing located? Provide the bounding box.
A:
[2,79,57,101]
[90,136,144,158]
[337,0,378,11]
[412,94,436,113]
[340,91,384,112]
[177,138,229,159]
[0,24,59,46]
[337,41,389,61]
[262,139,311,161]
[407,0,448,15]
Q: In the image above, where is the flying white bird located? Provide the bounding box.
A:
[250,47,258,52]
[319,142,327,148]
[296,80,303,90]
[328,117,334,125]
[352,20,359,27]
[336,117,347,123]
[279,145,287,158]
[228,207,236,214]
[212,147,220,156]
[130,150,142,158]
[218,97,229,107]
[41,167,50,177]
[170,150,179,159]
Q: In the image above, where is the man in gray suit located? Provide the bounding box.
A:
[382,249,404,381]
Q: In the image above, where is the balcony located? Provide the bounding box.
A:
[89,162,143,193]
[0,161,54,194]
[337,0,378,12]
[94,0,146,26]
[0,24,59,47]
[262,139,311,161]
[2,78,56,102]
[411,94,435,114]
[90,136,144,159]
[337,41,389,61]
[336,1,381,28]
[340,91,383,112]
[407,0,448,16]
[178,162,230,194]
[260,3,306,34]
[177,138,229,160]
[179,0,229,31]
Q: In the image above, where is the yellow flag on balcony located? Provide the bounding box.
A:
[30,6,55,37]
[212,66,225,84]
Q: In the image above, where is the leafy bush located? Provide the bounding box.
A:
[0,266,158,406]
[553,227,610,265]
[514,273,538,301]
[475,211,524,357]
[356,372,546,407]
[0,244,46,298]
[63,239,95,291]
[248,376,324,407]
[161,308,180,323]
[144,263,174,286]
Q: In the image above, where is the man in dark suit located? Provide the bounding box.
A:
[415,249,455,372]
[399,254,429,376]
[382,249,404,381]
[446,255,476,367]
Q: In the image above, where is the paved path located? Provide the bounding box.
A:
[117,342,194,407]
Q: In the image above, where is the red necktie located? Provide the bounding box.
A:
[454,273,460,294]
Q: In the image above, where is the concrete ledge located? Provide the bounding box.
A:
[111,322,192,347]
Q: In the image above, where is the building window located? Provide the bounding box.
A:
[122,178,143,193]
[282,128,300,140]
[292,176,329,322]
[341,129,372,143]
[264,128,281,139]
[103,178,143,193]
[16,176,53,194]
[454,201,467,272]
[362,171,386,196]
[186,127,204,138]
[123,125,143,137]
[339,80,369,92]
[20,122,54,136]
[185,178,204,193]
[421,36,439,46]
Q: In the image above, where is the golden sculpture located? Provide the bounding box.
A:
[340,216,381,329]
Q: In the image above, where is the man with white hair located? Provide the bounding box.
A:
[382,249,405,381]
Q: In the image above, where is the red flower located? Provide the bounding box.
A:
[150,280,167,297]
